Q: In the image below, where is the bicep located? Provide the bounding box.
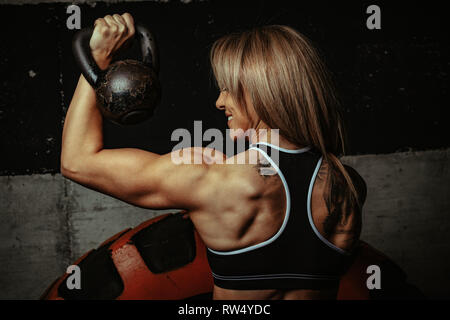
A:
[62,147,225,210]
[64,148,163,207]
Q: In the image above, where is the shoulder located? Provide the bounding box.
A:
[203,149,268,200]
[168,147,227,165]
[185,148,277,214]
[189,149,282,250]
[165,147,278,210]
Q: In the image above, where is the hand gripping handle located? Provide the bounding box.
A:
[72,23,159,88]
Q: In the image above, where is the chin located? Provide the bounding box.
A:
[228,124,251,141]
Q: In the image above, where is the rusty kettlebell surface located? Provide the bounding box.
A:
[95,60,161,125]
[72,24,161,125]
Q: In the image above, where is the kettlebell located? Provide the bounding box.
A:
[72,24,161,125]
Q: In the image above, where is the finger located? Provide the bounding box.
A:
[112,14,126,27]
[112,14,128,35]
[94,18,107,28]
[93,18,109,37]
[104,15,119,33]
[122,13,135,37]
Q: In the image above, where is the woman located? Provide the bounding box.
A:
[61,13,364,300]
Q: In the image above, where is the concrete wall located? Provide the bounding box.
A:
[1,148,449,299]
[343,149,450,298]
[0,173,171,299]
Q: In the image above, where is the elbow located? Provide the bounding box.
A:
[60,164,76,179]
[60,148,99,180]
[60,155,81,179]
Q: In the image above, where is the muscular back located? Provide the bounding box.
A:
[190,149,363,254]
[188,148,365,299]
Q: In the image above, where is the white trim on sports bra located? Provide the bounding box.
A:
[307,157,350,255]
[249,142,311,154]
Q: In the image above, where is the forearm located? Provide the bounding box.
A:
[61,75,103,171]
[62,13,136,173]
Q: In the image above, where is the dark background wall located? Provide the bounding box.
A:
[0,0,449,299]
[1,0,448,175]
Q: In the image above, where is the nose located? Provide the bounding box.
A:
[215,91,226,111]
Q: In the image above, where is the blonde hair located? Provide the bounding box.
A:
[210,25,362,226]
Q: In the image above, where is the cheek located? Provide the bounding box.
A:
[228,114,251,140]
[235,112,252,129]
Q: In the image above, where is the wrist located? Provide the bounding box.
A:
[92,50,112,70]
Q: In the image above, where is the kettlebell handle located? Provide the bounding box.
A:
[72,23,159,88]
